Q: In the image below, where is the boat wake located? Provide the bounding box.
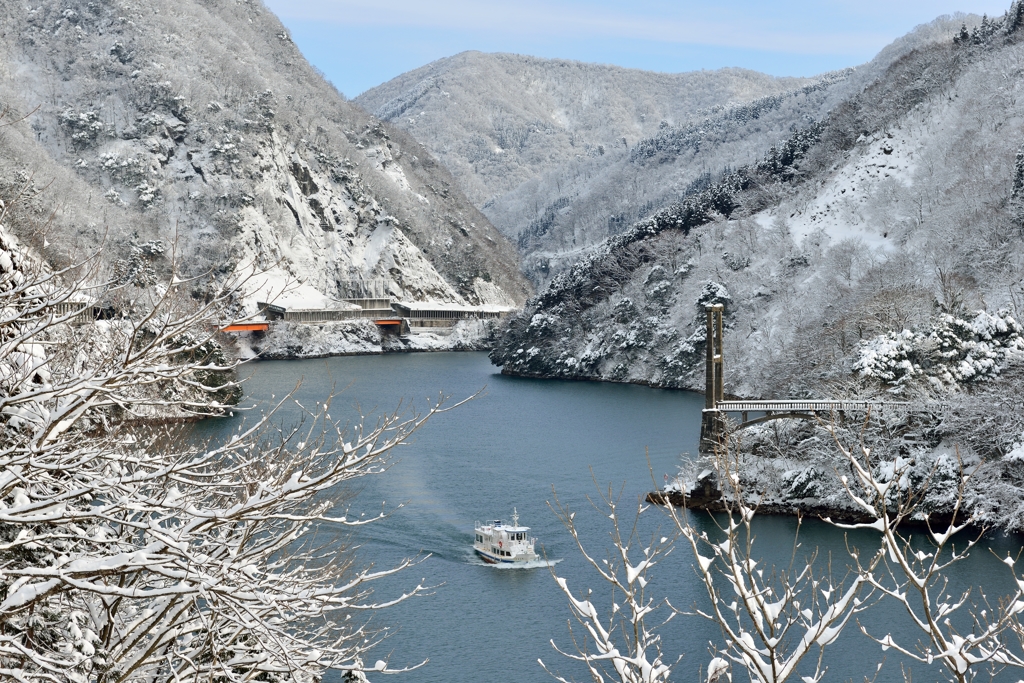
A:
[468,556,563,569]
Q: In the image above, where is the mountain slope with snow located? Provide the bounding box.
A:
[490,10,1024,406]
[356,52,821,286]
[356,52,813,206]
[0,0,530,310]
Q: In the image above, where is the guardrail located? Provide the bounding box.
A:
[716,401,910,412]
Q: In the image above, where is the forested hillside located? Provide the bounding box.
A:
[490,8,1024,406]
[356,53,816,285]
[483,7,1024,528]
[0,0,530,309]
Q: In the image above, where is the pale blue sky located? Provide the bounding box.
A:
[265,0,1012,97]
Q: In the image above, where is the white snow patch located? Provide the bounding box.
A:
[362,223,393,273]
[242,269,358,312]
[379,155,411,191]
[771,134,918,249]
[1007,435,1024,463]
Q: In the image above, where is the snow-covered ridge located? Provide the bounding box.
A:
[0,0,530,327]
[356,51,826,288]
[357,51,815,205]
[490,8,1024,431]
[629,68,854,163]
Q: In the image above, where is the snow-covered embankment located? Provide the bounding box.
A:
[236,319,501,360]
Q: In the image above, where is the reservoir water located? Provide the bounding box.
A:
[193,352,1023,682]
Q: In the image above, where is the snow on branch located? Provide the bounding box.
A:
[544,485,677,683]
[0,222,451,682]
[663,446,882,683]
[826,424,1024,682]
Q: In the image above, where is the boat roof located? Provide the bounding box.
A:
[479,509,529,532]
[482,520,528,532]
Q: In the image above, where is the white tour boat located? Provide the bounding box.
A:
[473,508,539,564]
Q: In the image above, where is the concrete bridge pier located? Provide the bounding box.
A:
[699,304,725,452]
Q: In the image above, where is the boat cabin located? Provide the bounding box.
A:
[473,509,539,564]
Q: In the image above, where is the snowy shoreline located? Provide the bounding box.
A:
[646,489,978,532]
[497,368,711,396]
[233,318,502,361]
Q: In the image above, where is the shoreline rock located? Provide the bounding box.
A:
[646,489,978,533]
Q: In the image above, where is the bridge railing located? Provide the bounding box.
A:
[697,304,947,451]
[715,400,911,412]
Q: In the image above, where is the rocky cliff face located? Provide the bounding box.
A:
[0,0,530,309]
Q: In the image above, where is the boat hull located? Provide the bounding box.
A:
[474,547,536,565]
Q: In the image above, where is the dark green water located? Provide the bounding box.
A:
[191,352,1023,683]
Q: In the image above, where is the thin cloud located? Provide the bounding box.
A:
[267,0,1000,57]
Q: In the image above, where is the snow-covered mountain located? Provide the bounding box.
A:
[356,51,815,207]
[355,53,819,286]
[489,9,1024,414]
[0,0,530,309]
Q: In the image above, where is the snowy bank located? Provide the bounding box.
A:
[236,319,500,360]
[657,410,1024,533]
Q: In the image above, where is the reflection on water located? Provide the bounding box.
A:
[190,352,1024,683]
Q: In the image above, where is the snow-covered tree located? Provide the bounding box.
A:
[826,429,1024,682]
[668,448,884,683]
[548,452,882,683]
[555,425,1024,682]
[544,485,677,683]
[0,220,448,682]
